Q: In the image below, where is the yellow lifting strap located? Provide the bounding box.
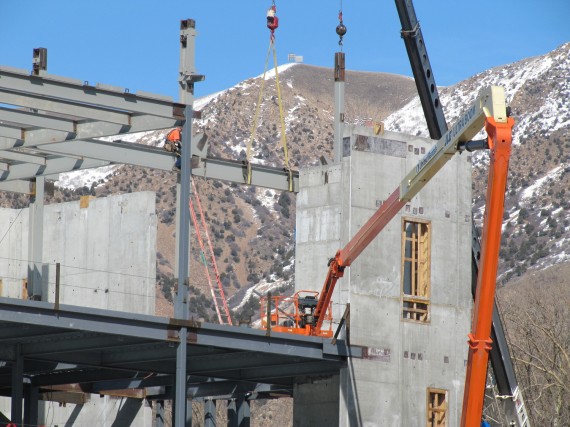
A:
[246,38,292,191]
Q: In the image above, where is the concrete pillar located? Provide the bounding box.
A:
[293,375,340,427]
[204,399,216,427]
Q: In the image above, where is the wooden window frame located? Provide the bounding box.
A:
[426,388,448,427]
[401,218,431,323]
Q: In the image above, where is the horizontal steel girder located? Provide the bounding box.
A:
[0,66,183,119]
[0,114,182,150]
[194,156,299,192]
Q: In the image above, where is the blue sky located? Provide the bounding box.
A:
[1,1,568,101]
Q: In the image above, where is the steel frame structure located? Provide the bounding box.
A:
[0,18,328,427]
[0,298,356,424]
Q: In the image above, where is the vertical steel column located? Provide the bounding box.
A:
[227,399,237,427]
[23,385,39,426]
[237,397,250,427]
[174,18,203,427]
[28,176,45,300]
[11,344,23,425]
[204,399,216,427]
[333,52,345,164]
[28,48,48,300]
[155,400,165,427]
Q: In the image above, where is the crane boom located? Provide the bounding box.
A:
[312,85,512,335]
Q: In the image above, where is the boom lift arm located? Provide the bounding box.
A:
[311,86,514,338]
[461,106,515,426]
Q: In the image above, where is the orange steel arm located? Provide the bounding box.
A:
[313,189,406,333]
[461,116,515,427]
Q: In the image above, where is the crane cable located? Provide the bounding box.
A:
[246,1,293,191]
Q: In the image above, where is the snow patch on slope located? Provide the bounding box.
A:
[520,165,564,202]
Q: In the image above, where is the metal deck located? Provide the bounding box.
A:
[0,297,355,395]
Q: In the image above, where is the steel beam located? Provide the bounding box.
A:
[0,179,34,194]
[20,333,154,357]
[0,114,182,150]
[227,360,344,382]
[333,52,345,164]
[0,298,173,341]
[194,156,299,192]
[0,298,356,362]
[41,139,175,171]
[0,91,131,125]
[29,367,145,388]
[0,150,46,165]
[0,106,76,132]
[183,352,303,375]
[0,156,110,182]
[0,66,183,118]
[0,125,22,139]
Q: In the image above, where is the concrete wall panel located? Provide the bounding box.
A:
[295,126,473,427]
[0,191,157,425]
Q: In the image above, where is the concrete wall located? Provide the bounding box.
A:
[0,191,157,425]
[294,376,340,427]
[0,192,157,313]
[295,127,473,426]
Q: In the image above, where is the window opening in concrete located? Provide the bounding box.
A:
[402,218,430,322]
[427,388,447,426]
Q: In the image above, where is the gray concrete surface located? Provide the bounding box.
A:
[0,191,157,425]
[295,126,473,426]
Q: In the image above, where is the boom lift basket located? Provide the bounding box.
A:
[260,290,333,337]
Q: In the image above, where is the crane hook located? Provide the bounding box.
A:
[267,5,279,40]
[336,11,347,47]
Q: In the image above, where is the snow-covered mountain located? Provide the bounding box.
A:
[44,42,570,309]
